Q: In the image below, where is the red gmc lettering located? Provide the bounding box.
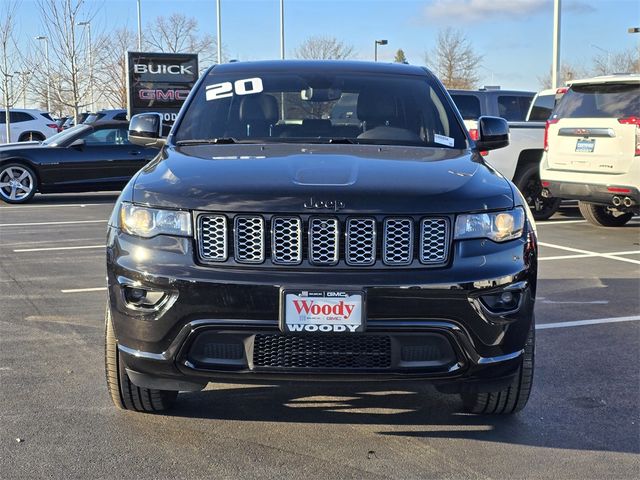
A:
[138,89,191,101]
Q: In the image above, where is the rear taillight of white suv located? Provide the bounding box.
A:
[618,116,640,156]
[544,119,559,152]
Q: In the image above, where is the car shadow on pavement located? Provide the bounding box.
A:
[166,378,638,454]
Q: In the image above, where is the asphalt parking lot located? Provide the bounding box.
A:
[1,193,638,479]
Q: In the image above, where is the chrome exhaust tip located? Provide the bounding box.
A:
[612,196,622,207]
[623,197,634,208]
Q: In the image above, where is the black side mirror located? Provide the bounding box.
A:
[69,138,85,149]
[476,116,509,151]
[128,113,166,148]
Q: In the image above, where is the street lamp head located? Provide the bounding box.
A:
[77,21,90,26]
[35,36,47,40]
[376,39,388,45]
[629,27,640,33]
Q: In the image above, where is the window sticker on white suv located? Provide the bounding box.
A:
[205,77,264,101]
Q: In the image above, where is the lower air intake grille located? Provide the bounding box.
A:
[253,334,392,369]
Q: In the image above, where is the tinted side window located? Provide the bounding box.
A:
[82,127,130,145]
[450,94,481,120]
[41,113,54,121]
[10,112,35,123]
[497,95,532,121]
[113,112,128,121]
[553,83,640,118]
[528,94,556,121]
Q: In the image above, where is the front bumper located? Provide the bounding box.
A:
[106,225,537,391]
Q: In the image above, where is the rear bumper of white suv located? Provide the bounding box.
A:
[542,179,639,209]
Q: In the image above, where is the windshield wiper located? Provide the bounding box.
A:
[175,137,239,146]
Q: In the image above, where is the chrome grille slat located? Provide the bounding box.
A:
[234,216,265,263]
[383,218,413,265]
[271,216,302,265]
[198,214,228,261]
[346,218,376,266]
[309,217,339,265]
[420,218,450,264]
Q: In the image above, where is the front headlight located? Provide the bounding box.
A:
[454,207,525,242]
[119,203,192,238]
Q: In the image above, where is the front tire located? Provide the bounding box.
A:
[104,306,178,413]
[514,163,560,220]
[461,322,534,415]
[0,163,37,204]
[578,201,633,227]
[18,132,45,142]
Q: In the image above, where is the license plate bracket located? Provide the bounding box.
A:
[575,139,595,152]
[280,289,365,333]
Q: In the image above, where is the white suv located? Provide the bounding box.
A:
[540,74,639,226]
[0,109,59,143]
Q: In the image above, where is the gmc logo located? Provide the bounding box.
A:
[134,64,193,75]
[138,89,190,101]
[303,197,346,211]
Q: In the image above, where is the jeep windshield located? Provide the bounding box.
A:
[174,71,467,149]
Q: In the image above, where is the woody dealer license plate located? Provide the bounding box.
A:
[281,290,364,333]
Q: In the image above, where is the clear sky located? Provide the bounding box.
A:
[14,0,640,91]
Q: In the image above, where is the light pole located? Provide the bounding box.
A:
[78,21,94,111]
[14,71,30,108]
[374,39,387,62]
[216,0,222,64]
[590,43,611,73]
[35,36,50,112]
[137,0,142,50]
[280,0,285,60]
[551,0,561,88]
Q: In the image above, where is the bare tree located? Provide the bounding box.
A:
[94,28,137,108]
[537,63,588,89]
[425,28,482,89]
[144,13,222,67]
[0,1,27,142]
[37,0,98,122]
[293,36,355,60]
[592,47,640,75]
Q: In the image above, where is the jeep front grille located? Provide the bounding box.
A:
[196,214,450,268]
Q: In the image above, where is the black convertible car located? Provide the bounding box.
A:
[0,120,157,203]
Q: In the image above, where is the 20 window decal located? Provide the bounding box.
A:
[205,77,264,101]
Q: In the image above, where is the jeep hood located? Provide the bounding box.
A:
[131,144,513,214]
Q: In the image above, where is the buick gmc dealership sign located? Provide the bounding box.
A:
[126,51,199,123]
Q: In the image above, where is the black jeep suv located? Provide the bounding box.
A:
[105,61,537,415]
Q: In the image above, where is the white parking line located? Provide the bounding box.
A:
[0,203,105,209]
[0,220,107,227]
[539,250,640,261]
[60,287,107,293]
[538,242,640,265]
[537,219,587,225]
[13,245,104,253]
[536,315,640,330]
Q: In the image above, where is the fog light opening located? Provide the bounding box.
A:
[479,291,521,314]
[123,286,167,309]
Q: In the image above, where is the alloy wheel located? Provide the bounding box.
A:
[0,165,34,202]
